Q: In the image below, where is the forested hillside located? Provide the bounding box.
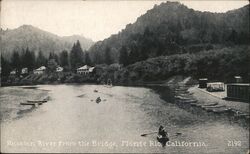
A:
[88,2,249,65]
[92,46,250,84]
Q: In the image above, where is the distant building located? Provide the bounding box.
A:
[206,82,225,92]
[234,76,242,83]
[227,83,250,102]
[198,78,208,88]
[56,66,64,72]
[10,70,17,75]
[21,68,28,75]
[89,67,95,73]
[77,65,90,75]
[77,65,95,75]
[33,66,46,74]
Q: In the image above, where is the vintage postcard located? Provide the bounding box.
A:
[0,0,249,153]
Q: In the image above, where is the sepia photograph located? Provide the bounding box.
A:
[0,0,249,153]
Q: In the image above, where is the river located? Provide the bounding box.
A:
[0,84,249,153]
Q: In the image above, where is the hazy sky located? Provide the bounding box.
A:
[1,0,249,41]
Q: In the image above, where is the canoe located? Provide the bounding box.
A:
[212,108,232,113]
[103,85,113,88]
[181,100,197,104]
[27,100,47,103]
[157,135,169,146]
[202,102,219,107]
[20,102,41,106]
[202,105,226,108]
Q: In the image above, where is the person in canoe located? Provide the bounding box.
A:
[157,125,169,147]
[96,97,101,103]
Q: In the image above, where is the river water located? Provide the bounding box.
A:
[0,84,249,153]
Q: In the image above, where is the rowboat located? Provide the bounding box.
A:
[20,99,48,106]
[27,100,47,103]
[157,135,169,147]
[20,102,41,106]
[103,85,112,88]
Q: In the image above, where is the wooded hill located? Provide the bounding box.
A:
[88,2,249,65]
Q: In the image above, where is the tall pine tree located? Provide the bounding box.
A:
[104,46,113,65]
[59,50,69,67]
[119,46,129,66]
[70,40,84,70]
[49,52,59,63]
[11,50,21,74]
[36,50,47,67]
[23,47,36,72]
[1,55,12,76]
[85,52,92,66]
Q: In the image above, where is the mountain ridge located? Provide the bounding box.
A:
[88,2,249,64]
[1,25,94,58]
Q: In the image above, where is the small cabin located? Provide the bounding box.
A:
[207,82,225,92]
[21,68,28,75]
[198,78,208,88]
[10,70,17,75]
[234,76,242,83]
[56,66,63,72]
[89,67,95,73]
[33,66,46,74]
[227,83,250,102]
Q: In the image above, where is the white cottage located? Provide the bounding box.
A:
[56,66,64,72]
[21,68,28,74]
[89,67,95,73]
[10,70,17,75]
[77,65,95,75]
[77,65,90,75]
[33,66,46,74]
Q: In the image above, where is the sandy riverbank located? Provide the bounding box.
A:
[0,86,49,122]
[189,86,249,114]
[147,76,249,128]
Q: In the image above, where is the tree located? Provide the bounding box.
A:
[19,48,26,68]
[128,43,139,64]
[49,52,59,63]
[70,40,84,70]
[11,50,21,74]
[104,46,113,65]
[47,59,58,73]
[23,47,36,72]
[227,29,238,44]
[211,32,219,43]
[85,52,92,66]
[36,50,47,67]
[59,50,69,67]
[1,55,12,76]
[119,46,129,66]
